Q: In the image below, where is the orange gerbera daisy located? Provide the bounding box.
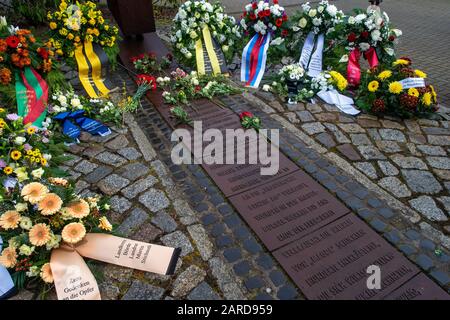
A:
[62,223,86,244]
[0,210,21,230]
[29,223,51,247]
[0,247,17,268]
[38,193,63,216]
[21,182,49,204]
[67,199,90,219]
[40,263,54,283]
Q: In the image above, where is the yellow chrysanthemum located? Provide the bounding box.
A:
[414,69,427,79]
[422,92,432,107]
[429,85,438,102]
[393,59,410,67]
[377,70,392,80]
[408,88,420,97]
[49,22,57,30]
[388,82,403,94]
[368,81,379,92]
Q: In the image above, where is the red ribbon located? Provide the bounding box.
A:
[246,34,264,86]
[347,47,379,87]
[21,68,49,125]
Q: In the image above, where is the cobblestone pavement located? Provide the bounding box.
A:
[254,90,450,247]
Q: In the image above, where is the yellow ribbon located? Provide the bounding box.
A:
[75,44,98,98]
[83,41,111,96]
[195,26,222,75]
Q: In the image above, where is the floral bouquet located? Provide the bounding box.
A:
[131,52,173,75]
[240,111,261,131]
[355,57,438,117]
[291,1,344,36]
[0,177,112,288]
[311,70,348,93]
[268,63,315,103]
[170,0,240,72]
[288,1,345,75]
[0,108,67,198]
[331,8,402,86]
[160,68,240,105]
[47,0,120,64]
[0,17,66,124]
[239,0,289,62]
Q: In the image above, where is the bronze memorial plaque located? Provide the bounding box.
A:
[384,273,450,300]
[273,215,420,300]
[229,170,350,251]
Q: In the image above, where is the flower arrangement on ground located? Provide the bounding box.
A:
[0,177,111,288]
[0,17,66,106]
[0,108,67,199]
[311,70,348,93]
[47,0,120,65]
[239,111,261,131]
[268,63,315,103]
[328,8,402,86]
[160,68,240,106]
[239,0,289,62]
[355,57,438,117]
[131,52,173,75]
[288,1,345,56]
[170,0,241,70]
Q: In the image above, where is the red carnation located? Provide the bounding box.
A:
[360,31,369,39]
[252,2,257,9]
[258,11,265,18]
[250,13,257,20]
[276,18,283,27]
[6,35,19,48]
[282,14,288,21]
[264,9,271,17]
[282,29,289,37]
[243,11,247,17]
[239,111,253,120]
[273,0,279,4]
[347,32,357,42]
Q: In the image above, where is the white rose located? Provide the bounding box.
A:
[312,18,322,26]
[371,30,381,42]
[318,6,324,13]
[31,168,45,179]
[57,95,67,104]
[359,42,370,51]
[299,17,308,28]
[71,98,81,107]
[185,52,193,59]
[355,14,367,23]
[308,9,317,17]
[189,30,198,39]
[348,16,356,25]
[270,37,284,46]
[326,5,338,17]
[262,84,271,92]
[14,136,26,145]
[222,45,229,52]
